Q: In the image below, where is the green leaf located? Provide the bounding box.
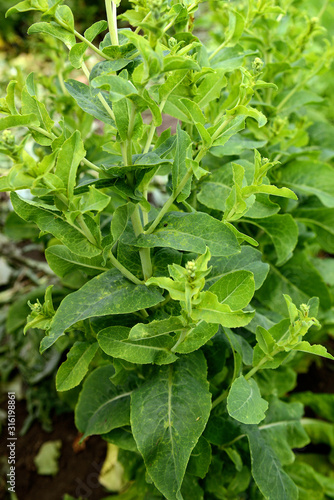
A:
[125,212,240,256]
[0,113,39,132]
[227,104,267,127]
[69,20,108,68]
[54,130,85,200]
[97,326,178,365]
[246,428,298,500]
[45,245,106,277]
[172,125,192,202]
[206,246,269,290]
[56,341,99,391]
[187,436,211,479]
[191,291,254,328]
[193,70,227,107]
[175,321,218,354]
[75,365,130,438]
[40,269,163,352]
[28,21,76,48]
[227,375,268,424]
[111,202,135,243]
[294,207,334,253]
[11,193,101,258]
[257,252,332,313]
[243,214,298,266]
[91,74,137,100]
[131,351,211,500]
[6,0,46,17]
[129,316,185,340]
[65,79,115,124]
[208,270,255,310]
[291,341,334,360]
[280,160,334,208]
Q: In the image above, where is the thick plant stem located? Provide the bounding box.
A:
[77,214,99,246]
[145,169,193,235]
[244,349,280,380]
[131,206,153,281]
[105,0,119,45]
[108,251,144,285]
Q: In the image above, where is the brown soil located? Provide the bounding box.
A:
[0,401,108,500]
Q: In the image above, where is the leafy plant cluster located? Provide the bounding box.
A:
[1,0,334,498]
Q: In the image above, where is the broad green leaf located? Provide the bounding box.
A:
[28,21,76,48]
[40,269,163,352]
[210,46,255,71]
[175,321,218,354]
[227,104,267,127]
[111,203,135,243]
[124,212,240,256]
[294,207,334,253]
[163,56,200,72]
[243,214,298,266]
[45,245,106,277]
[179,98,205,125]
[54,130,85,200]
[97,326,178,364]
[286,462,324,500]
[131,351,211,500]
[227,376,268,424]
[11,193,101,258]
[129,316,185,340]
[172,125,192,202]
[241,184,297,200]
[194,70,227,107]
[257,252,331,313]
[65,80,115,124]
[56,341,99,391]
[6,0,46,16]
[246,428,298,500]
[187,436,211,479]
[191,291,254,327]
[89,59,131,82]
[208,270,255,310]
[75,365,130,438]
[290,392,334,423]
[206,246,269,290]
[280,160,334,207]
[291,341,334,360]
[255,366,297,397]
[0,113,39,132]
[91,74,138,101]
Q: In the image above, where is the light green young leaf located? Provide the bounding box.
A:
[173,125,192,202]
[91,74,138,101]
[126,212,240,257]
[97,326,178,365]
[56,341,99,391]
[175,321,219,354]
[28,21,76,48]
[227,375,268,424]
[40,269,163,352]
[191,291,254,328]
[291,341,334,360]
[6,0,47,17]
[206,246,269,290]
[131,351,211,500]
[227,104,267,127]
[208,270,255,310]
[0,113,39,132]
[75,365,130,438]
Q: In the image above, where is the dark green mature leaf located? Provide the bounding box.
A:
[206,246,269,290]
[243,214,298,266]
[257,252,331,313]
[187,436,211,479]
[294,207,334,253]
[227,376,268,424]
[129,317,185,340]
[65,80,115,124]
[97,326,178,364]
[280,160,334,207]
[40,270,164,352]
[124,212,240,256]
[56,341,99,391]
[75,365,131,438]
[11,193,101,258]
[45,245,106,277]
[131,351,211,500]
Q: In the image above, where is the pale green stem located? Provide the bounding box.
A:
[131,205,153,280]
[209,40,227,61]
[244,349,280,380]
[145,168,193,235]
[77,214,99,246]
[108,251,144,285]
[74,29,111,60]
[211,389,229,409]
[135,11,151,33]
[143,99,167,154]
[171,328,190,353]
[105,0,119,45]
[82,62,116,122]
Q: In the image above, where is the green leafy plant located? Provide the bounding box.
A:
[1,0,334,498]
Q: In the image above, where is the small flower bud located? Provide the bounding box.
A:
[2,129,15,146]
[252,57,264,74]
